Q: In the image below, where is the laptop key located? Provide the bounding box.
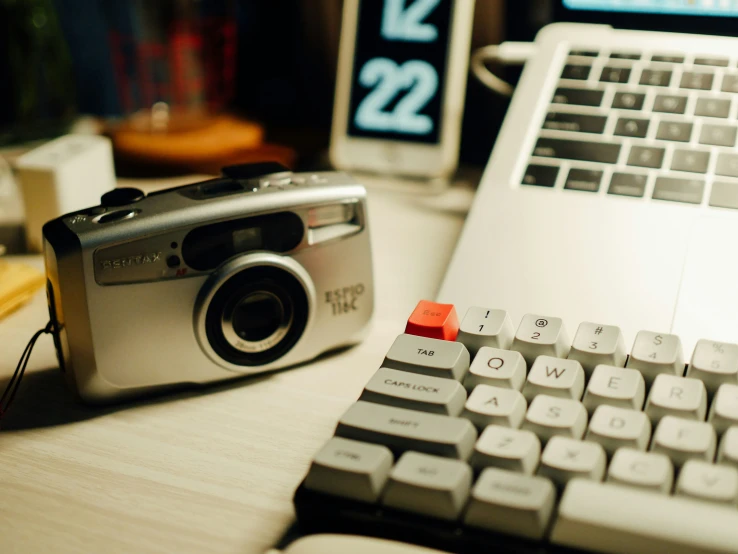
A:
[606,449,674,493]
[569,49,598,57]
[640,69,672,87]
[715,153,738,178]
[585,405,651,456]
[463,385,527,429]
[722,74,738,94]
[681,71,715,91]
[644,374,708,425]
[626,330,685,385]
[600,66,631,84]
[608,172,648,198]
[568,322,628,375]
[627,146,665,169]
[650,416,716,468]
[538,436,606,488]
[652,177,705,205]
[614,117,649,138]
[656,121,693,142]
[700,124,738,147]
[653,94,687,114]
[511,313,571,365]
[651,54,684,63]
[534,138,621,164]
[561,64,591,80]
[522,356,586,402]
[612,92,645,110]
[564,169,602,192]
[471,425,541,474]
[610,52,640,61]
[463,347,527,392]
[718,427,738,467]
[676,460,738,506]
[522,164,559,188]
[522,395,588,444]
[543,112,607,134]
[671,149,710,174]
[695,97,731,118]
[687,340,738,397]
[694,57,729,68]
[552,87,604,107]
[582,365,646,413]
[710,181,738,210]
[382,334,470,381]
[708,384,738,435]
[456,307,514,355]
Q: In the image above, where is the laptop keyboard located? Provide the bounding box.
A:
[523,48,738,209]
[294,300,738,553]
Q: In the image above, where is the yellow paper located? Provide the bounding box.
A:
[0,261,45,320]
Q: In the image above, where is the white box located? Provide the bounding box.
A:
[16,135,116,252]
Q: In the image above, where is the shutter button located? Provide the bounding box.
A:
[101,188,145,207]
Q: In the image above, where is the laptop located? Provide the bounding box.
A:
[439,0,738,358]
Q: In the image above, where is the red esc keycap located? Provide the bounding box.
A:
[405,300,460,341]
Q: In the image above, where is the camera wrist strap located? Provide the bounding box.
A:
[0,321,53,425]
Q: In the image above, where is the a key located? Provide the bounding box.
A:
[511,314,571,366]
[568,322,627,376]
[614,118,649,138]
[606,447,674,493]
[627,146,665,169]
[359,368,467,416]
[656,121,693,142]
[694,57,730,68]
[687,340,738,396]
[538,436,606,488]
[681,71,715,91]
[522,356,585,402]
[608,173,648,198]
[470,425,541,474]
[464,347,526,392]
[533,138,621,165]
[561,64,591,80]
[383,334,470,381]
[463,385,527,429]
[650,415,716,468]
[708,384,738,435]
[671,150,710,174]
[600,66,631,84]
[586,405,652,455]
[336,401,478,460]
[717,426,738,468]
[722,74,738,94]
[710,182,738,210]
[652,177,705,205]
[381,451,472,521]
[582,365,646,413]
[644,374,708,424]
[640,68,672,87]
[651,54,684,63]
[405,300,460,341]
[695,97,731,118]
[626,331,685,385]
[652,94,688,114]
[612,92,645,110]
[543,112,607,134]
[564,169,602,193]
[676,459,738,506]
[464,468,556,540]
[552,87,604,107]
[456,307,514,356]
[522,164,559,188]
[303,437,394,502]
[522,395,588,443]
[716,153,738,178]
[700,124,738,147]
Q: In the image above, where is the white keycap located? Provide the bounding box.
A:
[687,340,738,397]
[462,385,527,429]
[650,415,717,468]
[538,436,606,488]
[582,365,646,413]
[709,383,738,435]
[381,452,472,521]
[464,468,556,540]
[522,356,585,402]
[717,426,738,468]
[606,448,674,493]
[522,395,588,443]
[463,347,527,392]
[626,331,684,385]
[552,480,738,553]
[359,368,467,416]
[304,437,394,502]
[644,374,707,424]
[383,334,470,381]
[511,314,570,366]
[456,307,514,356]
[586,405,652,455]
[470,425,541,475]
[676,459,738,505]
[568,322,627,376]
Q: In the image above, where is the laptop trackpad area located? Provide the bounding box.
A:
[672,216,738,353]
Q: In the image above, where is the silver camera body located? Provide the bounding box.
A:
[43,165,373,403]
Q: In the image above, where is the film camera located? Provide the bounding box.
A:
[43,164,374,403]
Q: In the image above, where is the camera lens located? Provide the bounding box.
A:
[230,292,285,342]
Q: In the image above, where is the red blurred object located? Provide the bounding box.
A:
[405,300,460,341]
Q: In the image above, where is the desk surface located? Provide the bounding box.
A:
[0,174,474,554]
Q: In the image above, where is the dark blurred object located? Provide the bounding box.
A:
[505,0,554,42]
[0,0,76,146]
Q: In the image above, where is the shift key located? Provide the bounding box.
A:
[534,138,621,164]
[336,401,478,459]
[383,334,470,381]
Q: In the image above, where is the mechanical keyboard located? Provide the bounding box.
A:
[293,300,738,553]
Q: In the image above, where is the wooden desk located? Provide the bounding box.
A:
[0,175,473,554]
